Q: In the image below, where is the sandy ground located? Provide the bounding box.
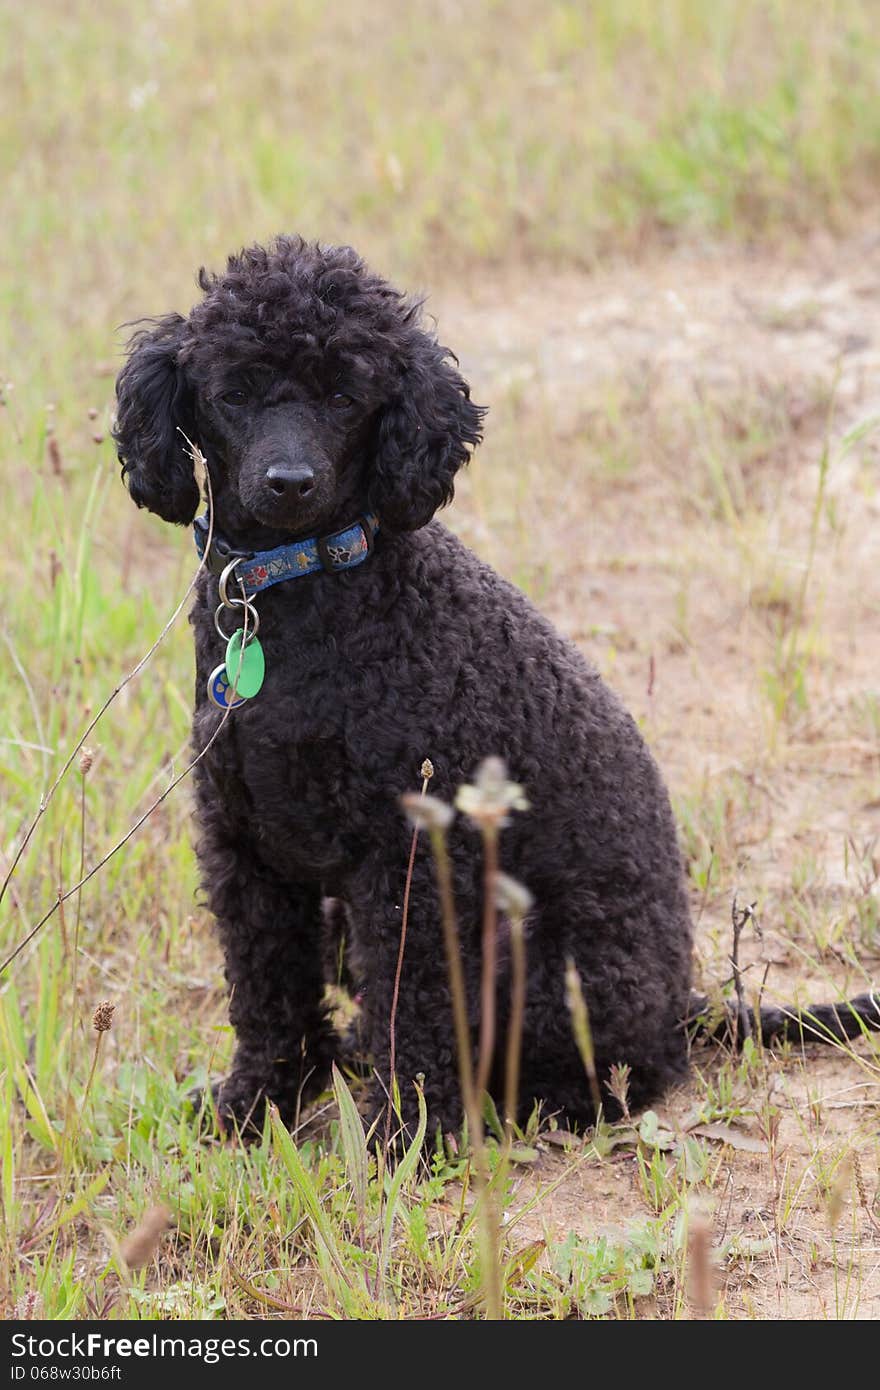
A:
[420,231,880,1318]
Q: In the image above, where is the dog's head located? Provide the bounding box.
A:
[113,237,485,539]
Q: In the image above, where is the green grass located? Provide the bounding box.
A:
[4,0,880,390]
[3,0,880,1322]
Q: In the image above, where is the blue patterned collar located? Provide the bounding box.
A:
[193,512,379,598]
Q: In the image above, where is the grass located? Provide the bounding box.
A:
[2,0,880,1322]
[5,0,880,388]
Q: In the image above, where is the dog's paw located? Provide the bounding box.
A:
[335,1021,372,1080]
[185,1075,271,1140]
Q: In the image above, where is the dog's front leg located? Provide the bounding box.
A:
[198,832,337,1133]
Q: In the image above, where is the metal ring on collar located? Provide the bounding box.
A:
[214,600,260,642]
[218,556,249,608]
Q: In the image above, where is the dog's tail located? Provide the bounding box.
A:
[687,988,880,1047]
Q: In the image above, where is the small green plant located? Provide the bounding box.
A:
[542,1221,673,1319]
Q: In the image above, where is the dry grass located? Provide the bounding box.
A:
[1,1,879,1321]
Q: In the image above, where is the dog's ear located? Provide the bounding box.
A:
[370,336,485,532]
[113,314,200,525]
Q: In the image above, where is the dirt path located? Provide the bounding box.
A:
[432,233,880,1318]
[446,230,880,417]
[440,230,880,874]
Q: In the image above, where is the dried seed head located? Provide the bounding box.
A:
[686,1207,715,1318]
[494,871,533,919]
[606,1062,632,1121]
[47,435,64,477]
[120,1204,171,1270]
[14,1290,43,1319]
[79,747,94,776]
[88,407,99,420]
[400,791,453,832]
[93,1000,115,1033]
[477,755,506,792]
[455,756,529,828]
[179,432,207,472]
[92,432,104,445]
[420,758,434,781]
[852,1153,869,1212]
[826,1158,850,1232]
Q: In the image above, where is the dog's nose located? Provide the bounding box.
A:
[265,464,316,501]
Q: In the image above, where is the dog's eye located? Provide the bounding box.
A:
[221,389,248,407]
[329,392,354,410]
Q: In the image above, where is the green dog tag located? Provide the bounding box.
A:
[225,630,266,698]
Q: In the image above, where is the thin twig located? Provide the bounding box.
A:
[504,910,526,1144]
[0,460,251,978]
[0,703,236,976]
[62,760,89,1138]
[428,827,477,1131]
[428,826,502,1320]
[730,894,757,1045]
[384,761,433,1154]
[0,442,213,913]
[69,1003,115,1153]
[475,825,499,1101]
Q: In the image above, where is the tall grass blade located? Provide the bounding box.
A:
[378,1082,427,1297]
[270,1106,362,1307]
[332,1063,369,1231]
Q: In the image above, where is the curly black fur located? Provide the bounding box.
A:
[113,236,879,1141]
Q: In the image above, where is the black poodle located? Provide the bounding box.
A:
[113,236,879,1139]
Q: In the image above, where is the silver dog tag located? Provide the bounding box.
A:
[207,662,249,710]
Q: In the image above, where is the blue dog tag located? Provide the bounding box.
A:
[207,662,249,709]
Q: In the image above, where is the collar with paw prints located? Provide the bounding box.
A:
[193,512,379,598]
